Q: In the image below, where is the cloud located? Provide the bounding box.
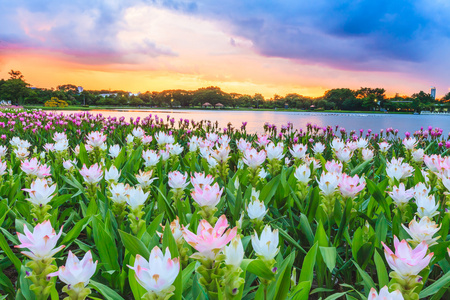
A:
[0,0,177,64]
[178,0,450,72]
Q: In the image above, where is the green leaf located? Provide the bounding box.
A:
[325,292,348,300]
[419,270,450,298]
[119,230,150,260]
[272,252,296,300]
[299,213,314,246]
[61,216,91,247]
[19,265,35,300]
[289,281,311,300]
[352,260,375,296]
[241,259,275,280]
[319,247,337,273]
[89,280,125,300]
[0,230,22,272]
[299,242,318,283]
[374,250,389,288]
[92,217,120,272]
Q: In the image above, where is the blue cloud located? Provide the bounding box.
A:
[183,0,449,71]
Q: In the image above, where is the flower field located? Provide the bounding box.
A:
[0,108,450,300]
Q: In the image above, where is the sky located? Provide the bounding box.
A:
[0,0,449,98]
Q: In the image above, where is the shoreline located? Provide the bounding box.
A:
[22,105,414,115]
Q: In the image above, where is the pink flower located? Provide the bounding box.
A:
[382,236,433,278]
[86,131,107,148]
[388,183,414,206]
[368,286,404,300]
[168,171,189,190]
[191,183,223,208]
[190,172,214,188]
[15,220,65,260]
[243,148,266,169]
[338,174,366,198]
[325,160,343,174]
[20,158,40,175]
[47,251,97,290]
[183,215,237,260]
[128,247,180,294]
[79,163,103,184]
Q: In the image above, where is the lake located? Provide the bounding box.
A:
[61,109,450,135]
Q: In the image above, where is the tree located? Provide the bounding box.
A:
[323,88,356,109]
[441,92,450,103]
[0,75,30,104]
[8,70,24,80]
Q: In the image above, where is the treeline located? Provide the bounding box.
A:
[1,70,449,112]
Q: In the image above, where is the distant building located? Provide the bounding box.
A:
[99,93,117,97]
[431,87,436,99]
[129,92,141,97]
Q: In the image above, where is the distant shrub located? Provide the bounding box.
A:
[44,97,69,107]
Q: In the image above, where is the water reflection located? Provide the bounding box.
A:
[60,109,450,134]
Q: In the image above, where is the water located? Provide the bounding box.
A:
[61,109,450,135]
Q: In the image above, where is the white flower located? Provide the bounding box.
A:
[14,147,29,160]
[247,199,267,220]
[362,148,374,161]
[388,183,414,206]
[402,217,440,246]
[0,145,7,158]
[266,142,284,161]
[105,165,121,182]
[223,236,244,268]
[126,134,134,144]
[210,145,231,163]
[190,172,214,188]
[335,147,353,163]
[312,142,325,154]
[402,137,417,150]
[125,186,150,210]
[412,149,424,162]
[22,178,56,206]
[54,139,69,152]
[258,168,269,179]
[356,138,368,149]
[294,164,311,184]
[416,194,439,219]
[109,145,121,158]
[142,150,160,167]
[168,143,183,156]
[317,172,340,196]
[109,183,130,204]
[47,251,97,292]
[63,159,77,171]
[136,170,157,189]
[251,225,279,261]
[168,171,189,190]
[289,144,307,159]
[132,127,145,138]
[331,138,345,152]
[155,132,175,145]
[414,182,430,198]
[378,141,391,152]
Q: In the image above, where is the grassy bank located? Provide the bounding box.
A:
[22,105,413,114]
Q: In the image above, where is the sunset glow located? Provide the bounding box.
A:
[1,1,449,98]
